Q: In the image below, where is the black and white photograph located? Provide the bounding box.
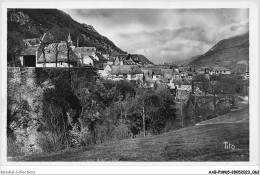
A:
[1,0,259,174]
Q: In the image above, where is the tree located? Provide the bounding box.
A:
[114,95,135,121]
[7,31,26,67]
[193,74,210,93]
[50,43,60,67]
[39,87,71,150]
[153,90,177,132]
[38,28,73,67]
[38,33,52,67]
[215,75,245,106]
[39,102,69,151]
[48,28,72,67]
[7,71,41,137]
[7,90,31,137]
[132,88,159,137]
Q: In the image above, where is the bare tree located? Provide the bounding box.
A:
[132,89,159,137]
[7,31,26,67]
[39,103,69,152]
[38,33,52,67]
[48,28,72,67]
[49,43,59,67]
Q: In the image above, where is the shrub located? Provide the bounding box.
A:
[114,120,130,140]
[69,124,93,147]
[36,131,66,153]
[7,136,25,157]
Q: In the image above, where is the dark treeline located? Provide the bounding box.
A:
[182,74,248,126]
[7,68,177,155]
[7,68,248,156]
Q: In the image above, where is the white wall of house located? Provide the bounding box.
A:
[127,74,132,80]
[102,54,109,59]
[209,70,231,75]
[110,73,143,81]
[174,68,179,73]
[126,74,143,81]
[114,57,124,66]
[223,70,231,74]
[168,81,175,89]
[36,62,73,67]
[152,75,161,80]
[19,56,24,66]
[100,65,112,77]
[107,61,114,65]
[82,56,94,65]
[136,74,144,80]
[111,75,124,81]
[36,63,55,67]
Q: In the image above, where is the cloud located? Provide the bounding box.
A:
[74,9,169,28]
[61,8,249,63]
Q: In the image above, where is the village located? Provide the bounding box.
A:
[19,32,249,99]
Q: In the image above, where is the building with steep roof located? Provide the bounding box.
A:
[19,46,40,67]
[161,69,173,80]
[19,35,47,67]
[110,65,143,81]
[20,33,80,67]
[112,54,153,66]
[73,47,105,68]
[37,42,79,67]
[100,65,112,77]
[114,54,128,65]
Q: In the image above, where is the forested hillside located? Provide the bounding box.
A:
[7,9,125,54]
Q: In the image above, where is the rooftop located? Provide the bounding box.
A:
[21,46,38,56]
[111,65,142,75]
[38,43,79,63]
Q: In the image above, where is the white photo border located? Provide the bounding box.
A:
[1,0,259,174]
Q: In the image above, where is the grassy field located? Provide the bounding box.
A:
[197,104,249,125]
[9,105,249,162]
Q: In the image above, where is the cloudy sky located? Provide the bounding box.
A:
[61,9,249,63]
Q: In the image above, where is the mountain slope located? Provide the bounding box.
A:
[137,54,154,65]
[7,9,125,54]
[189,33,249,72]
[174,55,201,66]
